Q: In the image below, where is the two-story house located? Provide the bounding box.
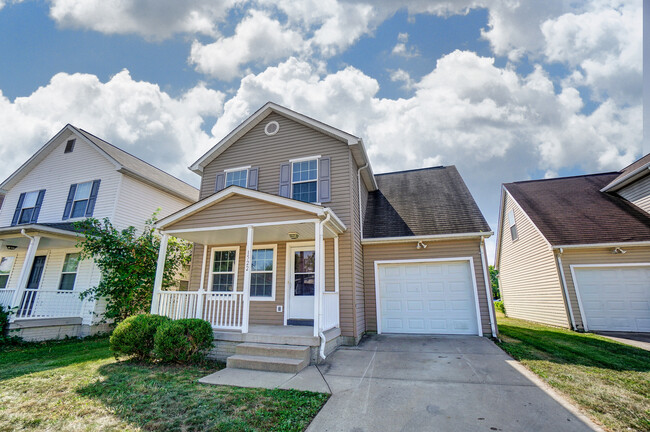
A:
[150,102,495,371]
[0,125,198,341]
[495,153,650,333]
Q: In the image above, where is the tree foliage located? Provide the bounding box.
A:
[75,214,191,323]
[489,265,500,299]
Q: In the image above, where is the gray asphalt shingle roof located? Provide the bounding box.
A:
[504,173,650,246]
[363,166,491,238]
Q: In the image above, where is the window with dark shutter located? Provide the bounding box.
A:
[12,189,45,225]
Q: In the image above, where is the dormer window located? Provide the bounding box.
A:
[291,159,318,203]
[507,209,518,241]
[64,139,75,153]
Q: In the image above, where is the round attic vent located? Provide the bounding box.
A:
[264,121,280,136]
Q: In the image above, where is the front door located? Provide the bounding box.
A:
[288,246,315,323]
[19,255,46,317]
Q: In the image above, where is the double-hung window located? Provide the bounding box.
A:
[225,169,248,188]
[507,209,518,241]
[211,248,238,292]
[250,247,275,300]
[17,191,40,224]
[59,253,80,290]
[71,182,92,218]
[0,256,15,289]
[291,159,318,203]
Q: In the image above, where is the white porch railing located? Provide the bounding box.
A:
[15,289,84,319]
[0,290,15,309]
[155,291,244,330]
[322,291,340,331]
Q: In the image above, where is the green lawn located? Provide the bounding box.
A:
[0,337,328,431]
[496,313,650,432]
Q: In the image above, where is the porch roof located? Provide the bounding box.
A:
[156,186,346,244]
[0,223,82,249]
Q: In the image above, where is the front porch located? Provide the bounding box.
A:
[0,224,98,340]
[150,187,347,362]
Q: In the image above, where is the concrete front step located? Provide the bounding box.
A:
[236,343,310,360]
[227,354,309,373]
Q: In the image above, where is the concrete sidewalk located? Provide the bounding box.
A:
[200,334,602,432]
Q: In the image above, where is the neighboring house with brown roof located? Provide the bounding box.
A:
[495,154,650,333]
[150,102,495,372]
[0,125,198,341]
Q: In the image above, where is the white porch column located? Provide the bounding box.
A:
[313,221,323,337]
[195,244,208,320]
[150,233,169,314]
[10,234,41,316]
[334,236,339,293]
[241,225,254,333]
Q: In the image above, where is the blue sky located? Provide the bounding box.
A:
[0,0,643,260]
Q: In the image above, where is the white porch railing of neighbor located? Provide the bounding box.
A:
[15,289,84,319]
[322,292,340,331]
[0,290,15,309]
[156,291,244,330]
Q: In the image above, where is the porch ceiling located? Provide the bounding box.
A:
[0,226,80,250]
[166,220,337,245]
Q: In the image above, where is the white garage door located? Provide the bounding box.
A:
[574,266,650,332]
[377,260,479,335]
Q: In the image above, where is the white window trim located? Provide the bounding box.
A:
[57,251,81,291]
[224,169,249,189]
[507,209,518,242]
[68,181,94,221]
[249,244,277,302]
[290,157,320,203]
[224,165,252,173]
[0,254,18,289]
[373,257,483,337]
[209,246,240,293]
[18,190,40,224]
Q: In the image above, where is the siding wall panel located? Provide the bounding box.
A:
[497,193,569,327]
[617,175,650,214]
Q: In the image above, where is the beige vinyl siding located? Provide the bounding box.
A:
[617,174,650,214]
[559,245,650,330]
[112,174,193,233]
[0,130,120,227]
[497,192,568,328]
[165,195,315,230]
[187,239,337,326]
[198,112,358,338]
[362,239,492,336]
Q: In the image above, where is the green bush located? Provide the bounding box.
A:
[110,314,170,360]
[494,300,506,315]
[153,319,213,364]
[0,304,22,346]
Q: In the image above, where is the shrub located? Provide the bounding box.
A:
[0,304,22,346]
[110,314,170,359]
[494,300,506,315]
[154,319,213,364]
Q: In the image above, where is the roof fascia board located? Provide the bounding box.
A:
[553,241,650,250]
[361,231,493,245]
[0,224,83,239]
[494,186,507,269]
[601,165,650,192]
[156,185,328,229]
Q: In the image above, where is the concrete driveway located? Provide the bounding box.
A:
[307,334,599,432]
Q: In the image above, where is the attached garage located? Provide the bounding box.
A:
[375,259,482,335]
[572,265,650,332]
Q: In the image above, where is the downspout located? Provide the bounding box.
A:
[555,248,577,330]
[480,236,498,338]
[357,162,369,240]
[20,229,34,241]
[318,212,331,360]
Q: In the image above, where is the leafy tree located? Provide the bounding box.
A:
[489,265,500,299]
[75,213,191,324]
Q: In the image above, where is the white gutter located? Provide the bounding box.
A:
[555,249,577,330]
[318,213,331,360]
[362,231,493,245]
[357,162,369,240]
[552,241,650,250]
[479,237,497,338]
[600,165,650,192]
